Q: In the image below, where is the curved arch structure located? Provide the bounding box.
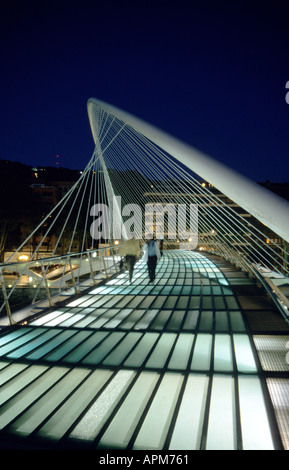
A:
[88,97,289,243]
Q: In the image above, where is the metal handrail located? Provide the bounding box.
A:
[0,245,120,269]
[0,245,122,325]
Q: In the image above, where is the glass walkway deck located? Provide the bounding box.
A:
[0,250,288,450]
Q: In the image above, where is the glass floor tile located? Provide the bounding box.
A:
[0,250,288,450]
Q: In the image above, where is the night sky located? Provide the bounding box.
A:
[1,0,289,182]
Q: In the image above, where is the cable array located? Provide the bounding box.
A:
[88,104,289,278]
[4,102,289,282]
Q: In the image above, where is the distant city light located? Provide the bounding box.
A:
[18,254,29,261]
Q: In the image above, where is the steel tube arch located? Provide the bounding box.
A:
[87,97,289,243]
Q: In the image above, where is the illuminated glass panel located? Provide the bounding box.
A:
[189,297,201,309]
[121,310,147,330]
[103,332,142,366]
[134,309,159,329]
[212,286,222,295]
[168,333,194,370]
[150,296,167,309]
[0,364,47,406]
[238,376,274,450]
[191,334,212,371]
[101,309,128,329]
[7,329,61,359]
[66,295,91,307]
[214,334,233,372]
[59,313,86,327]
[215,311,229,332]
[0,363,28,387]
[233,334,257,373]
[163,296,178,309]
[201,297,213,310]
[0,367,66,430]
[80,296,102,307]
[199,311,213,331]
[0,329,32,347]
[125,333,159,367]
[9,368,91,436]
[45,312,73,326]
[98,372,159,448]
[0,250,284,449]
[183,310,199,330]
[82,332,125,365]
[30,310,64,326]
[44,330,92,362]
[137,296,156,309]
[214,297,226,309]
[64,331,109,363]
[145,333,177,369]
[133,373,183,450]
[192,286,201,295]
[150,310,172,330]
[24,330,76,360]
[19,330,75,360]
[72,315,98,328]
[101,295,123,308]
[226,297,239,309]
[206,375,236,449]
[229,311,246,332]
[0,328,46,356]
[169,374,209,450]
[70,370,135,441]
[167,310,186,331]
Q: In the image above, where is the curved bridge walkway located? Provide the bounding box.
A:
[0,250,288,450]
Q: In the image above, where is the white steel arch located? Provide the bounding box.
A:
[87,98,289,243]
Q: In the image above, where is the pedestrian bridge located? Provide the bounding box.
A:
[0,250,288,450]
[1,97,289,450]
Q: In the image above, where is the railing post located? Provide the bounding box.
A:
[40,261,53,307]
[87,252,96,285]
[68,256,79,294]
[0,268,15,325]
[101,248,108,279]
[111,246,118,273]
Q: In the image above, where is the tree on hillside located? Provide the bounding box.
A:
[0,161,42,262]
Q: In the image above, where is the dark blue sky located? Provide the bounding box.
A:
[1,0,289,182]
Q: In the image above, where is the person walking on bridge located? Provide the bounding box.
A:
[119,237,141,283]
[143,235,161,282]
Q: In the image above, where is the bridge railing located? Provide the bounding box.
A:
[0,245,122,325]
